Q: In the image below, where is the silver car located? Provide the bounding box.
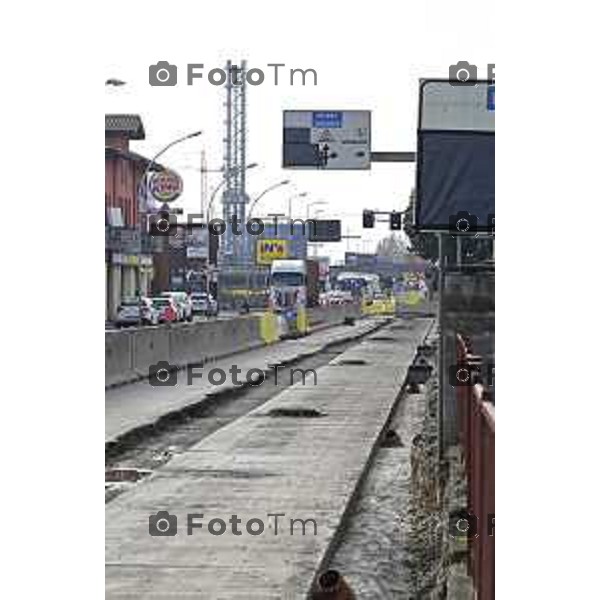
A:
[191,292,218,317]
[115,298,158,327]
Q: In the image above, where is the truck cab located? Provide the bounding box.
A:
[269,259,308,336]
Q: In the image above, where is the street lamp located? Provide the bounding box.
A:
[140,130,203,193]
[306,199,327,220]
[248,179,290,220]
[243,180,291,310]
[307,208,327,258]
[287,191,308,219]
[206,162,259,221]
[137,130,202,297]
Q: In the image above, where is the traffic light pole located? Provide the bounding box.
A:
[362,209,406,230]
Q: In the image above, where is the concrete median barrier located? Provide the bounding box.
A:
[105,331,134,388]
[106,315,279,389]
[168,321,211,367]
[307,303,362,331]
[106,307,366,389]
[131,327,171,379]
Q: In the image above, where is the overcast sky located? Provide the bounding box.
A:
[104,1,494,261]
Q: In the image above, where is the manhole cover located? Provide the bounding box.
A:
[267,407,325,418]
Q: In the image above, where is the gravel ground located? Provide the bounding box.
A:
[328,337,446,600]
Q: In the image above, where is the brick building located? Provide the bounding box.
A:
[105,114,157,319]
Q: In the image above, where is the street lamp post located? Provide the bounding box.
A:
[306,199,327,220]
[306,208,328,258]
[287,191,307,219]
[206,162,258,222]
[139,130,203,205]
[244,180,290,310]
[247,180,291,221]
[137,130,202,298]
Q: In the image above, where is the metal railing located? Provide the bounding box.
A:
[456,334,495,600]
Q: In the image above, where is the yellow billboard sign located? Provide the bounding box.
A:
[256,239,289,265]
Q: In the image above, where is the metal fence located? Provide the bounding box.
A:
[456,334,495,600]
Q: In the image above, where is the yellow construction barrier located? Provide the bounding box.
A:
[259,310,280,344]
[396,290,425,308]
[296,306,308,335]
[361,297,396,316]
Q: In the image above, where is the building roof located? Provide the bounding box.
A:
[105,114,145,140]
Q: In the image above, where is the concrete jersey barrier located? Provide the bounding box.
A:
[106,306,364,389]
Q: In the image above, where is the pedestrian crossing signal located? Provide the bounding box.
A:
[390,211,402,230]
[363,210,375,229]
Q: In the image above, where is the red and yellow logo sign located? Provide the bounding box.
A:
[256,239,288,265]
[150,170,183,203]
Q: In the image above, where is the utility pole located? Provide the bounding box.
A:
[342,226,361,253]
[222,59,249,264]
[200,149,207,219]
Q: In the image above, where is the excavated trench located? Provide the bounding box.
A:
[326,339,446,599]
[105,328,384,504]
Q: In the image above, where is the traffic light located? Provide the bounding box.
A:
[390,211,402,230]
[363,209,375,228]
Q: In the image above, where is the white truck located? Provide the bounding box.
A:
[269,259,309,336]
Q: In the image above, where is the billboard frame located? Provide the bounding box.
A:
[415,78,495,234]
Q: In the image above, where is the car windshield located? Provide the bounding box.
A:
[271,273,304,287]
[192,294,208,299]
[120,300,140,307]
[152,298,170,306]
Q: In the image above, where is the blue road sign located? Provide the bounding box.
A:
[312,111,343,128]
[487,85,495,111]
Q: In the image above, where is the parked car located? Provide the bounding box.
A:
[151,297,179,324]
[161,291,193,322]
[140,297,160,325]
[115,297,158,327]
[191,292,219,316]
